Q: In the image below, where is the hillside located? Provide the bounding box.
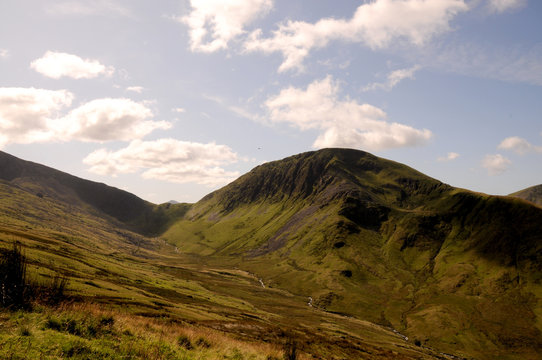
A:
[0,149,449,359]
[165,148,542,360]
[510,184,542,207]
[0,151,188,235]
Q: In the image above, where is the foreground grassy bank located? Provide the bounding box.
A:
[0,303,285,360]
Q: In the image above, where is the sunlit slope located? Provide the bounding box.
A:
[0,150,189,235]
[0,150,445,359]
[510,184,542,207]
[165,148,542,359]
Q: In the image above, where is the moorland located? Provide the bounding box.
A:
[1,148,541,359]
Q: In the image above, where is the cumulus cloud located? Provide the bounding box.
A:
[245,0,468,72]
[172,107,186,113]
[0,49,9,58]
[180,0,273,53]
[498,136,542,155]
[0,87,169,147]
[58,98,171,142]
[0,87,74,147]
[264,76,432,151]
[30,51,114,79]
[83,139,240,186]
[487,0,526,13]
[437,152,460,162]
[482,154,511,175]
[364,65,421,91]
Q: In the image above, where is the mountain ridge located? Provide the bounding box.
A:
[0,150,188,235]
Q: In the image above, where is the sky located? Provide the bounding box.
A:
[1,0,541,204]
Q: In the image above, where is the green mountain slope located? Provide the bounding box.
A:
[165,148,542,360]
[0,150,448,359]
[0,151,189,235]
[510,184,542,207]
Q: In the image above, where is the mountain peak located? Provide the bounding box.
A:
[204,148,447,212]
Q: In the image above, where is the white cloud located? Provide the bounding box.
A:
[245,0,468,72]
[0,88,169,147]
[30,51,114,79]
[83,139,240,186]
[46,0,133,17]
[58,98,171,142]
[482,154,511,175]
[126,86,144,93]
[0,49,9,58]
[437,152,460,162]
[364,65,421,91]
[0,87,74,147]
[498,136,542,154]
[487,0,526,13]
[264,76,432,151]
[172,107,186,113]
[180,0,273,53]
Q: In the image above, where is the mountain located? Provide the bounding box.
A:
[0,151,189,235]
[1,149,455,359]
[510,184,542,207]
[2,148,541,359]
[165,148,542,359]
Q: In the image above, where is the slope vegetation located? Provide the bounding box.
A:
[0,151,188,235]
[165,148,542,360]
[0,149,445,359]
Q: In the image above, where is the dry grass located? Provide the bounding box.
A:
[0,302,289,360]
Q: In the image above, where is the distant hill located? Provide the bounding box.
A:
[165,148,542,359]
[510,184,542,207]
[0,151,189,235]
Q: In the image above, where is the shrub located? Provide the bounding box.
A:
[0,241,70,309]
[19,326,31,337]
[45,275,69,305]
[0,243,30,309]
[195,337,211,348]
[99,315,114,327]
[62,340,92,358]
[177,334,193,350]
[283,337,297,360]
[44,317,62,331]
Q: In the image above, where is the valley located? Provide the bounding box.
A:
[1,149,541,359]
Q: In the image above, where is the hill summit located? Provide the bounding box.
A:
[204,148,449,212]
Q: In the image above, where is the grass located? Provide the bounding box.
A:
[0,304,285,360]
[0,182,437,359]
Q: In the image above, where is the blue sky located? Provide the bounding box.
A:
[1,0,541,203]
